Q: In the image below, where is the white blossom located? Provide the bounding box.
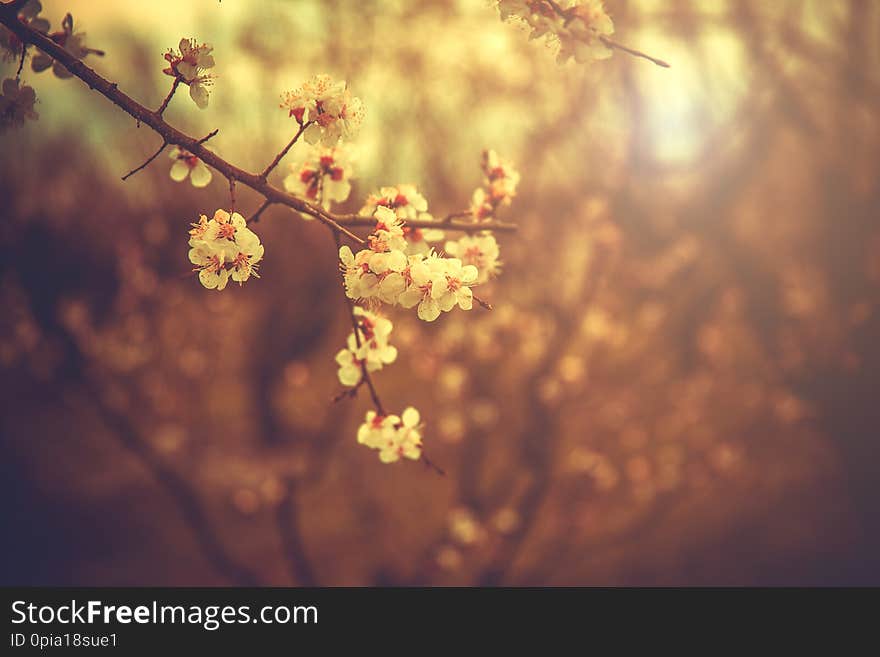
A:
[356,406,423,464]
[360,184,428,221]
[471,149,520,219]
[31,13,102,78]
[187,209,263,290]
[556,1,615,63]
[0,78,38,132]
[498,1,614,64]
[1,1,49,62]
[163,38,215,108]
[169,146,212,188]
[283,143,355,209]
[335,307,397,387]
[280,74,364,145]
[444,232,502,284]
[432,258,478,312]
[397,255,449,321]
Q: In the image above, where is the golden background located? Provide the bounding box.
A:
[1,0,879,585]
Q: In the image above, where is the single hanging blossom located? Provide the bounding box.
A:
[31,13,103,79]
[356,406,424,464]
[335,307,397,387]
[187,209,263,290]
[169,146,212,188]
[0,78,38,132]
[280,74,364,145]
[0,0,49,62]
[360,184,428,221]
[284,143,355,210]
[556,0,614,63]
[163,38,215,108]
[444,232,502,284]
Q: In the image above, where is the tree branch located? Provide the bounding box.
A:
[0,8,517,241]
[332,213,517,233]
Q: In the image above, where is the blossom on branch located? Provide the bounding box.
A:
[163,38,215,108]
[360,184,429,221]
[187,209,263,290]
[280,74,364,145]
[556,0,614,63]
[31,13,103,79]
[335,307,397,387]
[0,0,49,62]
[444,232,502,284]
[283,143,355,209]
[169,146,212,188]
[0,77,38,131]
[357,406,423,464]
[402,221,445,257]
[497,0,564,41]
[470,149,520,220]
[497,0,614,64]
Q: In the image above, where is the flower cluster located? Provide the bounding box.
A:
[31,13,103,78]
[498,0,614,63]
[169,146,212,188]
[0,0,48,62]
[0,77,37,132]
[187,209,263,290]
[280,74,365,146]
[339,206,479,321]
[163,38,215,108]
[357,407,423,463]
[284,143,355,209]
[335,307,397,387]
[470,149,520,220]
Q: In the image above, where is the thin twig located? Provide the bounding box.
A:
[228,176,236,212]
[260,121,311,180]
[15,43,25,80]
[332,386,361,403]
[422,454,446,476]
[121,140,167,181]
[197,128,219,144]
[473,294,493,311]
[155,78,180,116]
[250,199,273,223]
[600,36,671,68]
